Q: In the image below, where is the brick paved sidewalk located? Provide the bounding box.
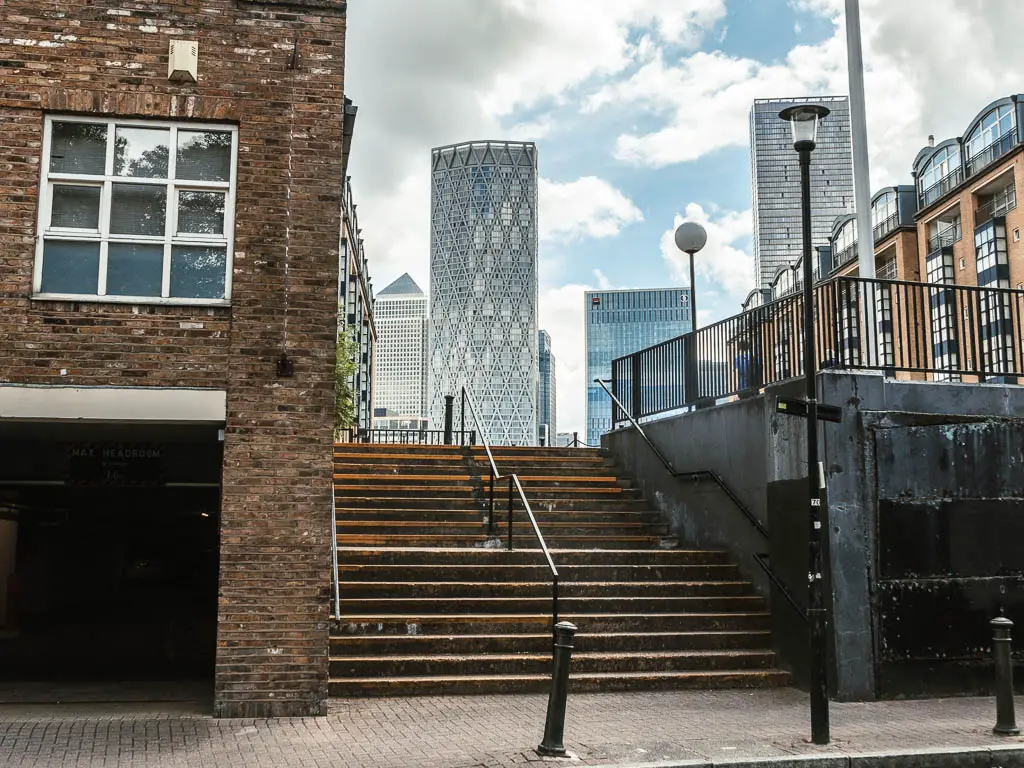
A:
[1,687,1023,767]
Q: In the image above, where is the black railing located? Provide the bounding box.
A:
[460,387,560,638]
[920,167,963,207]
[832,243,857,271]
[976,187,1017,227]
[967,128,1019,179]
[343,428,476,445]
[611,276,1024,422]
[927,228,960,254]
[872,213,899,244]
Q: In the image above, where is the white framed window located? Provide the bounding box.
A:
[34,115,238,305]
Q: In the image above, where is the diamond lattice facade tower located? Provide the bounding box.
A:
[429,141,539,446]
[373,273,429,427]
[750,96,854,289]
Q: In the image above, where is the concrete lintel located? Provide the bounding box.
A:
[0,385,227,423]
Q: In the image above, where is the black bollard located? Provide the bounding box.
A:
[992,615,1019,735]
[442,395,454,445]
[537,621,578,757]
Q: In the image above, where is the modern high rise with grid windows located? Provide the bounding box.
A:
[750,96,855,289]
[585,288,692,447]
[429,141,539,446]
[537,330,556,445]
[372,273,429,427]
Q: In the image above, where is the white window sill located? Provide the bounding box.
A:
[31,293,231,308]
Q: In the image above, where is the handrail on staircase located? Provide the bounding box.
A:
[330,457,341,620]
[460,386,560,636]
[594,378,806,621]
[594,379,768,540]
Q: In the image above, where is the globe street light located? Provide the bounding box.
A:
[674,222,707,330]
[779,101,831,746]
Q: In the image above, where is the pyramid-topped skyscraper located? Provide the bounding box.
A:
[373,272,429,428]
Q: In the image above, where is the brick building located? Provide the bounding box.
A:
[0,0,349,716]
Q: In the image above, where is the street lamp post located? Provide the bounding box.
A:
[674,222,708,330]
[779,102,831,746]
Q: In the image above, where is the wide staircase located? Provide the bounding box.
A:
[329,443,790,696]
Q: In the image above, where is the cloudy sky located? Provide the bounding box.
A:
[345,0,1024,436]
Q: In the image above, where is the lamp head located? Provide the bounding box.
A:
[674,221,708,256]
[779,103,831,151]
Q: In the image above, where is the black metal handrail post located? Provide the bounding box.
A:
[460,388,466,445]
[507,475,514,551]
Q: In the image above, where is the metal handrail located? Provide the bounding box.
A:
[594,379,807,622]
[330,459,341,619]
[460,386,560,634]
[595,378,768,541]
[509,474,560,631]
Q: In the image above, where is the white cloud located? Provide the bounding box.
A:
[539,177,644,243]
[590,0,1024,190]
[482,0,727,116]
[660,203,754,313]
[539,282,594,437]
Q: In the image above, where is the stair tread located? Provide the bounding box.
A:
[339,580,747,587]
[330,669,787,683]
[333,611,771,620]
[330,649,775,662]
[331,630,769,640]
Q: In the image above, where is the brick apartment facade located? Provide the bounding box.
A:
[0,0,348,716]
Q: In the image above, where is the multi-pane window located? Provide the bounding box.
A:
[35,117,237,303]
[925,244,959,381]
[974,219,1015,376]
[967,104,1016,174]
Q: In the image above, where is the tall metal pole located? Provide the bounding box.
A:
[689,253,698,331]
[846,0,875,279]
[799,145,830,745]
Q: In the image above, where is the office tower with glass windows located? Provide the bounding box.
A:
[537,330,556,445]
[750,96,854,289]
[372,273,429,427]
[585,288,692,446]
[429,141,539,446]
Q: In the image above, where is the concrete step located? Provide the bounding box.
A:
[334,484,476,493]
[336,548,732,566]
[339,580,752,599]
[335,509,662,524]
[335,595,766,614]
[337,563,742,582]
[329,629,772,655]
[338,497,652,512]
[329,649,778,678]
[335,522,667,537]
[328,669,791,697]
[338,497,483,510]
[332,612,773,636]
[336,534,668,548]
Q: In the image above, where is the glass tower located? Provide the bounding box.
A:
[585,288,692,446]
[750,96,854,289]
[429,141,539,446]
[537,330,556,445]
[372,273,429,427]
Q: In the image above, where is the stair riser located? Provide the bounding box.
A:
[336,596,765,614]
[339,498,653,512]
[339,498,482,510]
[336,479,633,490]
[339,582,751,599]
[336,463,616,474]
[328,670,790,697]
[338,564,741,582]
[330,631,772,655]
[330,652,777,677]
[336,549,732,566]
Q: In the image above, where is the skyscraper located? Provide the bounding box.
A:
[372,273,429,428]
[585,288,692,446]
[750,96,854,289]
[429,141,539,446]
[537,330,556,445]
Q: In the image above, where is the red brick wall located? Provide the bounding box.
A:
[0,0,346,716]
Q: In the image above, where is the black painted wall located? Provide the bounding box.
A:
[873,420,1024,696]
